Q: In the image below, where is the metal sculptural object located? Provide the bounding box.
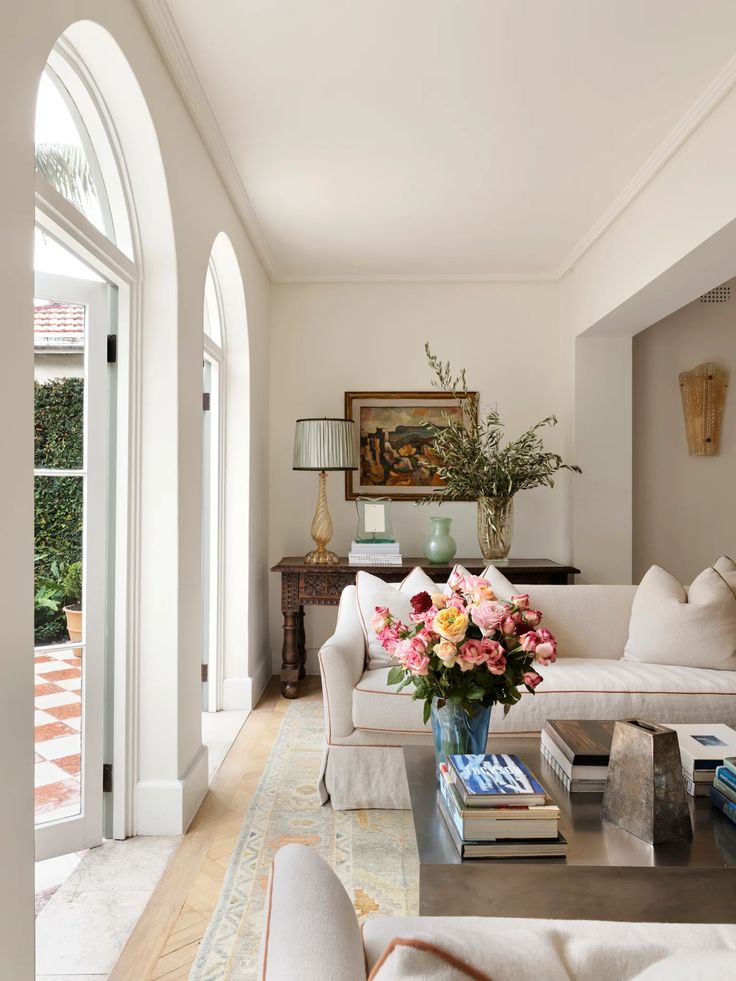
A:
[679,363,728,456]
[602,720,692,845]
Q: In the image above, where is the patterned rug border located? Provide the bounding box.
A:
[189,699,306,978]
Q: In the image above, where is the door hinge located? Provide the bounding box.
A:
[107,334,117,364]
[103,763,113,793]
[202,392,211,411]
[201,663,208,683]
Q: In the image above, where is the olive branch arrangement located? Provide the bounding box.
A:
[420,343,580,503]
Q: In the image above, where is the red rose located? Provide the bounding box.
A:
[410,591,432,614]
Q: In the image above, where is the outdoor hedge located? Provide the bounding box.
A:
[34,377,84,643]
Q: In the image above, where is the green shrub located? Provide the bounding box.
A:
[34,377,84,645]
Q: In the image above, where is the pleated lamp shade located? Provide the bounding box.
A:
[293,418,358,471]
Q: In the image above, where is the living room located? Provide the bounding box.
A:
[3,1,736,978]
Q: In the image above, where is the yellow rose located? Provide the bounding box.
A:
[433,607,469,644]
[469,583,496,605]
[430,592,448,609]
[435,639,458,666]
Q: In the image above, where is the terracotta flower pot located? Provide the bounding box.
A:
[64,605,83,658]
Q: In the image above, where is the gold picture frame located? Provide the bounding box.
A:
[344,390,477,501]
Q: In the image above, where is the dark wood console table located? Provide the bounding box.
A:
[271,557,579,698]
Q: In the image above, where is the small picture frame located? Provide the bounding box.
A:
[355,497,394,543]
[344,390,477,501]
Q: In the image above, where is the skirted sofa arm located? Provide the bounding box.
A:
[318,585,366,740]
[259,844,366,981]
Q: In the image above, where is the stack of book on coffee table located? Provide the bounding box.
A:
[438,753,567,859]
[665,723,736,798]
[540,719,613,793]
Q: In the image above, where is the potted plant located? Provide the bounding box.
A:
[422,345,580,559]
[61,561,83,657]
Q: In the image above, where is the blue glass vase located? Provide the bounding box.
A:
[430,701,492,777]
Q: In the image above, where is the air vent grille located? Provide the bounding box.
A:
[700,284,731,303]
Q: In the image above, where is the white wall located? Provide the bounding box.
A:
[268,281,575,667]
[0,2,270,971]
[633,278,736,582]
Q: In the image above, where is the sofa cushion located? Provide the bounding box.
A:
[625,565,736,671]
[363,917,736,981]
[482,569,636,661]
[357,568,438,669]
[353,659,736,734]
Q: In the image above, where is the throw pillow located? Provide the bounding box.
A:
[624,564,736,671]
[357,568,437,669]
[714,555,736,598]
[481,564,517,601]
[368,928,570,981]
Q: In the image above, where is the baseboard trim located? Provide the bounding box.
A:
[134,743,209,835]
[222,658,272,711]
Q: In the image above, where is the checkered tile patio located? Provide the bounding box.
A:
[35,651,82,823]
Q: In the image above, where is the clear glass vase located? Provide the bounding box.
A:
[477,496,513,560]
[431,701,492,777]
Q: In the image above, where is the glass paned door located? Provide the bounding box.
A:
[34,270,112,861]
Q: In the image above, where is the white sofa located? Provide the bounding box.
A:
[319,582,736,809]
[259,844,736,980]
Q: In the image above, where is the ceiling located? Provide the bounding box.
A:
[149,1,736,280]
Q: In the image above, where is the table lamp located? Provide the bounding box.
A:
[293,417,358,564]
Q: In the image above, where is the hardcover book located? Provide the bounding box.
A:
[663,723,736,773]
[438,769,559,840]
[437,795,568,859]
[448,753,547,807]
[543,720,615,765]
[710,785,736,827]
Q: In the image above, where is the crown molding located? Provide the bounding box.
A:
[554,50,736,280]
[273,271,556,285]
[136,0,277,280]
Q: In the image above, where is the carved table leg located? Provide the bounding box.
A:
[281,611,301,698]
[298,606,306,680]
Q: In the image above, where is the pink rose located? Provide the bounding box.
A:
[447,592,467,611]
[377,624,400,654]
[511,593,530,611]
[481,639,507,675]
[393,638,414,665]
[430,592,448,609]
[411,605,438,628]
[447,568,467,592]
[470,600,507,635]
[404,649,430,676]
[534,628,557,666]
[435,639,458,666]
[410,629,432,655]
[519,631,538,653]
[523,670,543,689]
[502,613,520,635]
[522,608,542,627]
[459,638,487,666]
[371,606,391,633]
[468,579,496,605]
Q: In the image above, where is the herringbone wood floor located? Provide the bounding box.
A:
[109,675,322,980]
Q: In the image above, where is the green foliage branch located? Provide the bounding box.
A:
[420,343,581,503]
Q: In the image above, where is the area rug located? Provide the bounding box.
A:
[189,697,419,980]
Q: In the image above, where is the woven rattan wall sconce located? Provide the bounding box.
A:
[679,363,728,456]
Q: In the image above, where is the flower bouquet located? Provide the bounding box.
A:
[372,569,557,771]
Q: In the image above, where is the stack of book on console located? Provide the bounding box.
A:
[437,752,567,859]
[540,719,613,793]
[348,539,402,566]
[665,723,736,798]
[710,757,736,824]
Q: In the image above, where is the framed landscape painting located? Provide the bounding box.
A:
[344,391,477,501]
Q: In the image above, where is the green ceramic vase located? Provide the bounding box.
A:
[423,516,457,564]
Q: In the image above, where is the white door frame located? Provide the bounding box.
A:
[202,344,225,713]
[33,271,111,861]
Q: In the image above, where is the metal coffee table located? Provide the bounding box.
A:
[403,739,736,922]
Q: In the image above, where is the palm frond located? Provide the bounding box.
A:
[35,143,96,212]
